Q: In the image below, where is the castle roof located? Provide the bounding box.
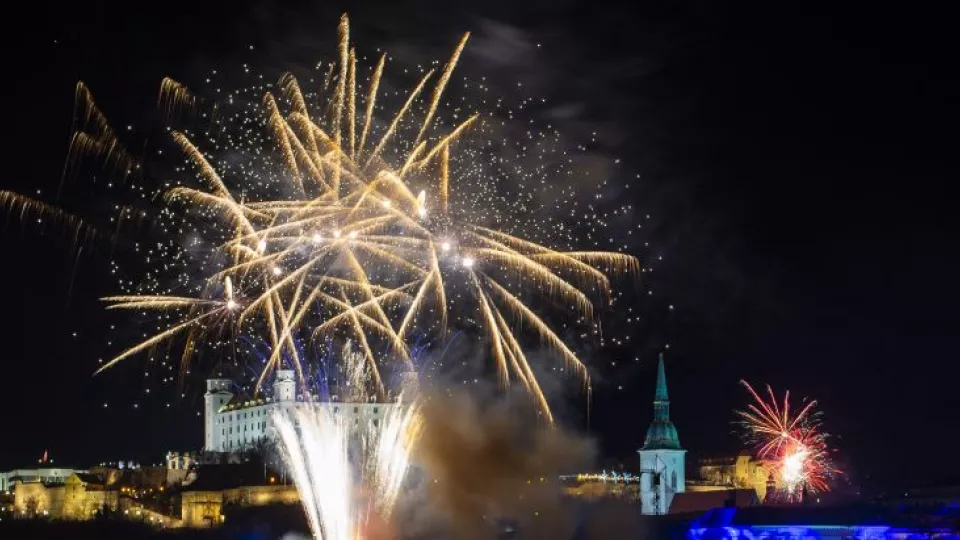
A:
[219,395,277,413]
[642,354,683,451]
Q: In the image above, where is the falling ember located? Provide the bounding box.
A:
[736,381,840,502]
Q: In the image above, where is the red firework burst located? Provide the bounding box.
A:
[736,380,839,502]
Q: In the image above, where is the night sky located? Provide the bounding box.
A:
[1,0,956,493]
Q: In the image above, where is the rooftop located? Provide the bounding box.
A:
[218,394,398,413]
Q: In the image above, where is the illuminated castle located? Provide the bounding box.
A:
[203,369,402,453]
[638,354,686,515]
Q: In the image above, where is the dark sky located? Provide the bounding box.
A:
[1,0,956,492]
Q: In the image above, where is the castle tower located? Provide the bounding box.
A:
[638,354,686,515]
[204,378,233,452]
[273,369,296,402]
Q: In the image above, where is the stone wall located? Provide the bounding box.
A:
[14,483,64,517]
[181,491,224,528]
[14,478,122,520]
[223,485,299,506]
[695,454,770,501]
[181,485,299,528]
[120,502,182,528]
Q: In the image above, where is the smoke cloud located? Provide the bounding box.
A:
[393,385,595,539]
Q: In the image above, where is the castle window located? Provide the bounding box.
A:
[354,407,359,413]
[373,419,379,427]
[671,471,677,490]
[373,407,378,414]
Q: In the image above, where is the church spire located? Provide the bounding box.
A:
[642,353,682,450]
[655,352,669,402]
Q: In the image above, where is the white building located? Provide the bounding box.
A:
[638,355,686,515]
[204,369,401,453]
[0,467,86,493]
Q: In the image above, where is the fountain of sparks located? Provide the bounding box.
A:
[273,398,422,540]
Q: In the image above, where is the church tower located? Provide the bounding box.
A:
[638,354,686,515]
[204,378,233,451]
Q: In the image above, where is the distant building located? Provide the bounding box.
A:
[0,466,87,494]
[638,354,687,515]
[560,473,640,501]
[13,472,119,519]
[689,453,773,501]
[204,369,408,453]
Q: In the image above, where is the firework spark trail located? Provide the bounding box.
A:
[413,32,470,148]
[273,406,353,540]
[6,13,641,423]
[1,191,88,232]
[737,380,839,502]
[370,399,423,519]
[272,395,423,540]
[358,54,386,156]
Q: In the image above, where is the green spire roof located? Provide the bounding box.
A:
[655,352,669,402]
[642,354,682,450]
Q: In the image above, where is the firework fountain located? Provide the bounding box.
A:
[266,338,423,539]
[273,397,422,540]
